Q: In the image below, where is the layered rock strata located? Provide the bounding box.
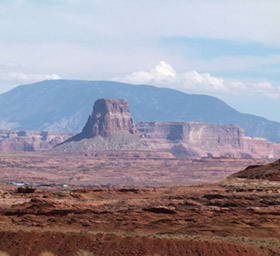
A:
[55,98,280,159]
[137,122,280,159]
[54,99,144,152]
[3,98,280,159]
[81,98,138,138]
[0,130,72,152]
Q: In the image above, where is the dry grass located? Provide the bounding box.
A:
[0,252,9,256]
[75,250,95,256]
[38,251,95,256]
[39,252,56,256]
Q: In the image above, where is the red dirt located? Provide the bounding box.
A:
[0,179,280,255]
[0,153,280,255]
[0,152,268,187]
[0,231,272,256]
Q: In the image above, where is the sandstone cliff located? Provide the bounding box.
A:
[137,121,280,159]
[54,99,280,159]
[80,98,138,138]
[54,99,144,152]
[0,130,72,152]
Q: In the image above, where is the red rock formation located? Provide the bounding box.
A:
[137,121,280,159]
[242,136,280,158]
[54,99,143,152]
[0,130,72,152]
[3,98,280,159]
[81,98,138,138]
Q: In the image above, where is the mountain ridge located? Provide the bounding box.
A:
[0,79,280,142]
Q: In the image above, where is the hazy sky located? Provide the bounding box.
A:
[1,0,280,121]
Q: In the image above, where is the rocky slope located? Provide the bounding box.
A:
[1,80,280,142]
[0,130,72,152]
[232,159,280,181]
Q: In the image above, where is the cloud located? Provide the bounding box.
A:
[123,61,176,85]
[120,61,280,98]
[4,72,61,83]
[0,0,279,97]
[0,64,61,88]
[0,0,279,91]
[0,63,61,92]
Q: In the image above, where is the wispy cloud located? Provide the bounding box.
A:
[0,63,61,85]
[120,61,280,98]
[4,72,61,83]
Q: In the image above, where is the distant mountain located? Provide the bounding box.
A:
[0,79,280,142]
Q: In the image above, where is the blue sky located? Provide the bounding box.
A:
[0,0,280,121]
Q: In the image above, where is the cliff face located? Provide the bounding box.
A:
[54,99,144,152]
[137,122,280,159]
[81,99,138,138]
[137,122,243,148]
[0,130,72,152]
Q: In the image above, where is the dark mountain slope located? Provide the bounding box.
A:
[0,79,280,142]
[232,159,280,181]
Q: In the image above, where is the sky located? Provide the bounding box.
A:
[1,0,280,121]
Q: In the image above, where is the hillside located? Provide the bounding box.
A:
[232,159,280,181]
[0,80,280,142]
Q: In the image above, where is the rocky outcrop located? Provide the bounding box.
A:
[66,99,138,142]
[54,99,144,152]
[81,98,138,138]
[0,130,72,152]
[231,159,280,181]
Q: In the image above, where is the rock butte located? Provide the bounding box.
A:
[1,98,280,159]
[52,98,280,159]
[67,98,138,141]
